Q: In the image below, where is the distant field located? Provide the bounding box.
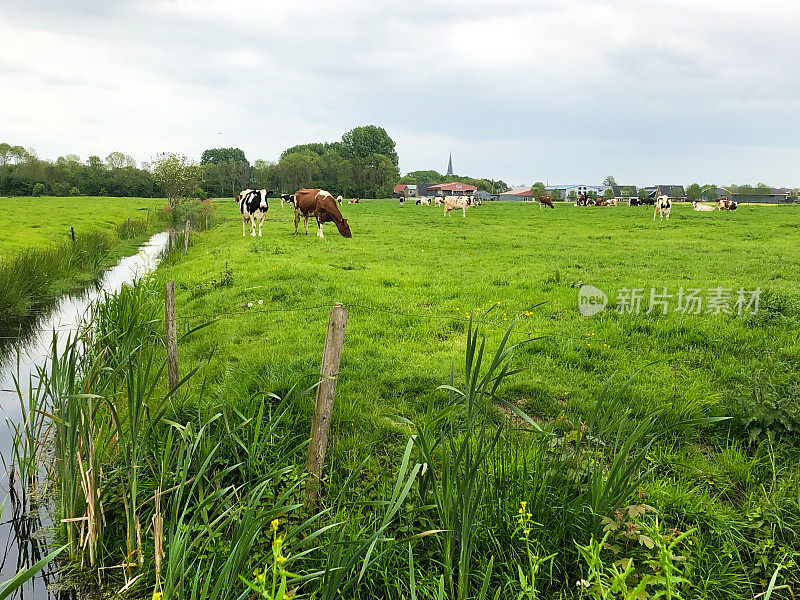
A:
[163,199,800,456]
[0,196,163,254]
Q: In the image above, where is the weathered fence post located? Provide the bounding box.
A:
[70,226,75,243]
[183,220,190,255]
[165,281,179,390]
[305,303,348,501]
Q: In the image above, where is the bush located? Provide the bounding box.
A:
[69,186,81,196]
[53,182,70,196]
[32,182,46,196]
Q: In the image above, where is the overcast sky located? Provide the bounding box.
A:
[2,0,798,187]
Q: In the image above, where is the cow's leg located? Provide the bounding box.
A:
[304,216,309,235]
[316,218,324,238]
[249,215,256,236]
[294,210,300,235]
[653,206,658,221]
[258,215,264,236]
[242,215,246,236]
[462,207,466,217]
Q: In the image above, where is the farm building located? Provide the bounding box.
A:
[610,185,638,201]
[393,184,418,198]
[722,187,796,204]
[499,188,535,201]
[425,182,478,196]
[546,185,602,200]
[644,185,686,200]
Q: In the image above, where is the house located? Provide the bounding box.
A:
[499,188,535,201]
[546,185,602,200]
[393,184,418,198]
[425,182,478,196]
[645,185,686,201]
[610,185,638,201]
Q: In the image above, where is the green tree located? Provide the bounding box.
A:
[529,181,547,198]
[638,188,649,201]
[69,186,81,196]
[602,188,615,200]
[355,153,399,198]
[603,175,617,186]
[620,187,633,198]
[106,152,136,169]
[686,183,703,202]
[32,182,46,196]
[151,153,200,209]
[341,125,398,167]
[550,189,562,202]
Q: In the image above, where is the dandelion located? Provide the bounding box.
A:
[524,529,530,536]
[258,299,264,305]
[271,518,280,532]
[276,555,287,565]
[503,317,507,321]
[153,593,163,600]
[521,501,527,509]
[247,302,253,308]
[497,301,501,305]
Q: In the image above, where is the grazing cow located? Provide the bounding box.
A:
[280,193,294,208]
[692,201,715,212]
[443,195,475,217]
[293,188,352,238]
[237,188,273,236]
[419,197,431,206]
[336,195,343,205]
[538,194,554,209]
[434,196,445,206]
[654,195,671,221]
[629,198,641,206]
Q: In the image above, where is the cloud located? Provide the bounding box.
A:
[1,0,798,185]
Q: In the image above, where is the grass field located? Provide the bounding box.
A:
[0,196,163,253]
[165,200,800,446]
[11,197,800,599]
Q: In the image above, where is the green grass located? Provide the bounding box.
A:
[0,196,163,254]
[163,200,800,452]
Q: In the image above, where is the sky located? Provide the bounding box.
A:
[1,0,798,188]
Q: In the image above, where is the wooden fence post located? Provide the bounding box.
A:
[70,226,75,243]
[305,303,348,501]
[183,220,190,255]
[165,281,179,390]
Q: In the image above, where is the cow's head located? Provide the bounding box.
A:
[259,189,270,210]
[335,218,352,238]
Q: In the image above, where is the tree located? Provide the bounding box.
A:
[755,182,771,195]
[151,153,200,208]
[529,181,547,198]
[602,188,614,200]
[686,183,703,202]
[106,152,136,169]
[701,184,718,201]
[550,189,562,202]
[0,142,11,165]
[568,190,577,202]
[355,153,398,198]
[638,188,649,201]
[69,186,81,196]
[32,182,46,196]
[603,175,617,186]
[341,125,398,167]
[620,187,633,198]
[201,147,248,165]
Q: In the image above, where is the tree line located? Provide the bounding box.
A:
[398,170,509,194]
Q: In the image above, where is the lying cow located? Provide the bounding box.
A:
[717,198,738,211]
[692,201,715,212]
[443,195,475,217]
[237,188,273,236]
[293,188,352,238]
[654,195,671,221]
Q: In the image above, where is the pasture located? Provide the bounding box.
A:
[8,197,800,599]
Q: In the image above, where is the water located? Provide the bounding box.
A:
[0,231,170,599]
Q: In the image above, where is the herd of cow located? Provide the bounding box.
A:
[235,187,742,238]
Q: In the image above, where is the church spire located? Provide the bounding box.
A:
[446,151,453,176]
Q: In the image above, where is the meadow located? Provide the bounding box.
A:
[8,198,800,599]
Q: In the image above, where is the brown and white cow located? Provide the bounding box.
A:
[538,194,554,209]
[434,196,445,206]
[443,195,475,217]
[717,198,738,211]
[293,189,352,238]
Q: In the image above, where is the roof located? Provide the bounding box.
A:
[503,188,534,196]
[428,182,478,192]
[393,184,407,193]
[611,185,638,196]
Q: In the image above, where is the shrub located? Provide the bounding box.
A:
[69,186,81,196]
[32,182,46,196]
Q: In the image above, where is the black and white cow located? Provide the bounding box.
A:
[654,195,671,221]
[280,193,295,208]
[237,189,273,236]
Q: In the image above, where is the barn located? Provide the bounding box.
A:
[426,182,478,197]
[499,188,534,201]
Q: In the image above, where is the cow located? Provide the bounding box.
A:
[717,198,738,211]
[293,188,352,238]
[434,196,445,206]
[348,198,360,204]
[336,195,343,205]
[280,193,295,208]
[692,201,715,212]
[237,188,273,236]
[536,194,554,209]
[418,197,431,206]
[607,199,618,206]
[629,198,642,207]
[654,195,671,221]
[443,195,475,217]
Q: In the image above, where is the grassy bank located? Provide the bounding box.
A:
[13,199,800,599]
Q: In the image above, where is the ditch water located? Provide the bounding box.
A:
[0,231,171,599]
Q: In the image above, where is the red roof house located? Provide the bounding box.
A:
[427,182,478,195]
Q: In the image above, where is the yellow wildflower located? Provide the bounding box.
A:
[276,555,287,565]
[271,519,280,532]
[153,593,163,600]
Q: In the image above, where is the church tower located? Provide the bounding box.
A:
[446,152,453,176]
